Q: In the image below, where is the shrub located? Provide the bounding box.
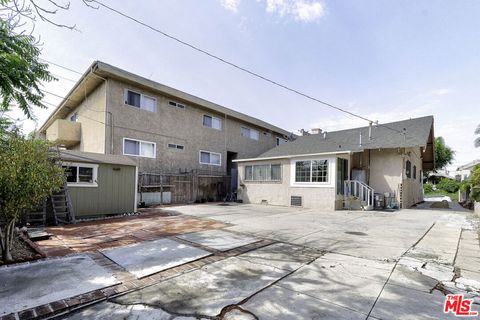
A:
[0,135,65,262]
[437,178,460,193]
[423,183,434,193]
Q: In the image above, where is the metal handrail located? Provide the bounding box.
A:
[344,180,374,210]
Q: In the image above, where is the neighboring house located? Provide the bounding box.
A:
[234,116,435,210]
[455,160,480,182]
[59,150,137,218]
[456,160,480,202]
[38,61,290,202]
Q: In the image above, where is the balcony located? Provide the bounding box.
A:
[46,119,81,147]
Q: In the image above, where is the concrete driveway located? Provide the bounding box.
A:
[55,203,480,320]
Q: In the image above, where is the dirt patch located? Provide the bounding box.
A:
[0,235,43,266]
[430,201,450,209]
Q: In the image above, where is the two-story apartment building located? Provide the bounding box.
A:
[39,61,291,204]
[39,61,290,175]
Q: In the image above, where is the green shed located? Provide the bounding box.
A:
[59,150,137,218]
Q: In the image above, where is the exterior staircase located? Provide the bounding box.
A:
[343,180,375,211]
[51,184,75,225]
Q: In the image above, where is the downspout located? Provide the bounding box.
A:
[90,63,114,154]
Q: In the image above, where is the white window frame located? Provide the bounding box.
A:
[62,162,98,188]
[244,164,282,182]
[290,157,333,188]
[168,100,186,109]
[199,150,222,166]
[202,115,222,130]
[123,138,156,158]
[167,143,185,150]
[241,127,259,140]
[124,89,157,112]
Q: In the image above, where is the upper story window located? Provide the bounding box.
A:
[295,160,328,183]
[203,115,222,130]
[276,137,287,146]
[413,165,417,180]
[70,112,78,122]
[168,100,186,109]
[245,164,281,182]
[168,143,184,150]
[124,89,156,112]
[199,150,221,166]
[123,138,156,158]
[241,127,259,140]
[62,163,98,187]
[406,160,412,178]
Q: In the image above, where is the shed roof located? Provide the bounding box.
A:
[236,116,435,169]
[59,150,137,167]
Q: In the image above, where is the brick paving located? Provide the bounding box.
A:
[36,209,227,257]
[0,235,274,320]
[0,208,274,320]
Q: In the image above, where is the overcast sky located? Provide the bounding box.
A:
[10,0,480,172]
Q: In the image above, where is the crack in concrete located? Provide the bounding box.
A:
[212,251,327,318]
[108,299,216,320]
[217,304,259,320]
[364,221,437,320]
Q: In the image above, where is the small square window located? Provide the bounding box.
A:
[203,115,221,130]
[126,91,141,107]
[200,151,221,165]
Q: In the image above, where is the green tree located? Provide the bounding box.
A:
[0,134,64,262]
[434,137,455,171]
[0,20,54,120]
[437,178,460,193]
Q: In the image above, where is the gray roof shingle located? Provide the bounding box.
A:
[253,116,434,159]
[59,150,137,166]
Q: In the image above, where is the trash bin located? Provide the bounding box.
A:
[374,193,384,210]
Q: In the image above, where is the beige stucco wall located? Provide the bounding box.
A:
[237,156,339,210]
[46,119,81,147]
[105,79,284,173]
[360,147,423,208]
[65,82,107,153]
[369,149,403,199]
[401,147,424,208]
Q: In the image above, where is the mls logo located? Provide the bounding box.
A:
[443,294,478,317]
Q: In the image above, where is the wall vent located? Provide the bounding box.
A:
[290,196,302,207]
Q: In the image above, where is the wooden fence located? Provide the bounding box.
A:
[138,170,231,204]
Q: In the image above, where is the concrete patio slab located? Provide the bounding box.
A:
[370,284,462,320]
[101,238,210,278]
[241,284,365,320]
[235,242,321,271]
[274,253,393,314]
[62,301,201,320]
[0,255,118,316]
[388,265,439,293]
[112,255,291,317]
[177,229,259,251]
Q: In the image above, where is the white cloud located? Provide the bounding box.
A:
[294,1,325,22]
[265,0,325,22]
[220,0,326,22]
[220,0,241,13]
